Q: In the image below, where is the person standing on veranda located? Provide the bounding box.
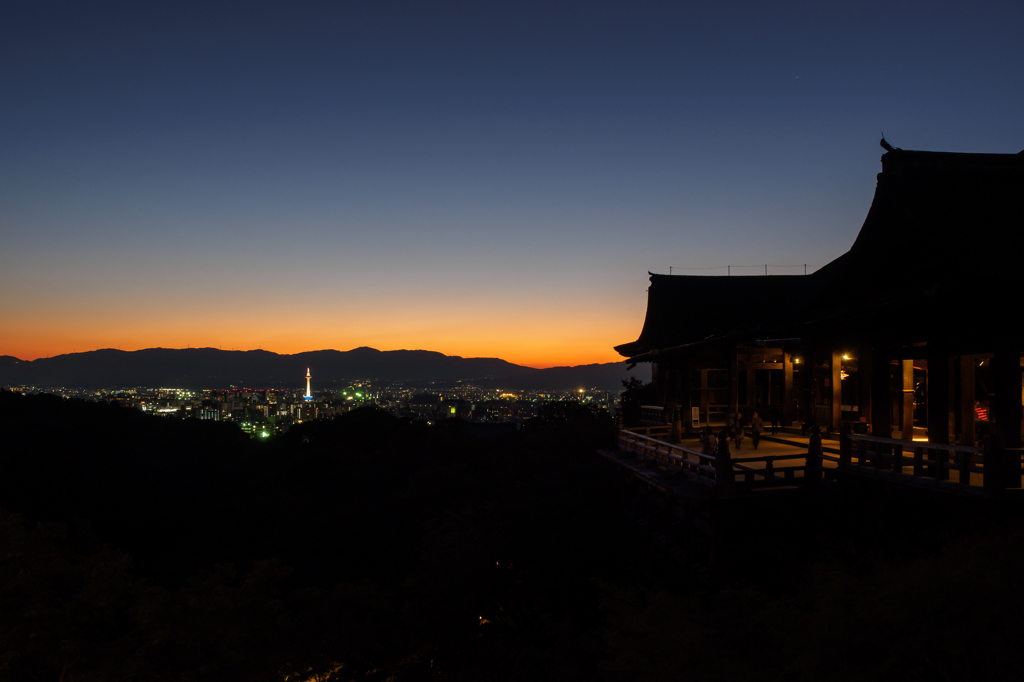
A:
[750,411,764,449]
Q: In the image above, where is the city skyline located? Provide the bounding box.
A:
[3,1,1022,367]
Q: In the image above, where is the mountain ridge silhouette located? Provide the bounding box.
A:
[0,347,642,390]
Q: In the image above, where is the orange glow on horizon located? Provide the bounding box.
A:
[1,316,638,369]
[3,343,626,369]
[0,275,648,369]
[3,340,627,370]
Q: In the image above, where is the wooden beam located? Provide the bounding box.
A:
[746,361,757,415]
[927,348,950,446]
[960,355,975,447]
[901,359,914,440]
[699,368,709,427]
[681,361,693,432]
[783,352,795,426]
[831,351,842,432]
[992,343,1022,449]
[858,347,872,424]
[870,348,891,437]
[729,348,739,416]
[927,347,950,479]
[664,366,678,425]
[799,350,814,427]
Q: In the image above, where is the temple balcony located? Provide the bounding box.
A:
[606,425,1022,498]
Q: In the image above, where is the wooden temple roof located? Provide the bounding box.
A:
[616,144,1024,362]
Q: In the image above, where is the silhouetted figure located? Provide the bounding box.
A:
[715,428,734,488]
[807,424,823,485]
[750,411,763,449]
[733,412,744,450]
[699,428,717,457]
[769,404,780,435]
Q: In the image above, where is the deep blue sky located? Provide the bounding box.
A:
[2,1,1022,365]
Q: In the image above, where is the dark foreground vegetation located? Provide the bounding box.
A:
[2,389,1024,681]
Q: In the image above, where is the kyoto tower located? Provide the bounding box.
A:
[304,368,312,400]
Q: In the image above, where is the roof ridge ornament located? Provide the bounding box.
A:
[880,134,900,153]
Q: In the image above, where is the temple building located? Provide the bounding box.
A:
[615,141,1024,452]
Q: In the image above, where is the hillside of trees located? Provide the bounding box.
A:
[2,389,1024,681]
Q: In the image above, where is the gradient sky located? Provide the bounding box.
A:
[2,1,1022,367]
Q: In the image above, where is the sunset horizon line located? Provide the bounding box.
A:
[3,344,625,371]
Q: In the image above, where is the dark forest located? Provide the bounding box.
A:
[2,390,1023,681]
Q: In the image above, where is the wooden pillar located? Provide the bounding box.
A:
[799,347,815,428]
[858,348,872,425]
[927,347,950,479]
[953,356,963,444]
[870,348,892,438]
[746,361,757,415]
[699,368,710,427]
[983,433,1005,494]
[664,366,678,425]
[830,351,842,433]
[992,343,1022,449]
[783,352,796,426]
[728,348,739,416]
[949,356,956,443]
[960,355,976,447]
[927,349,950,445]
[901,359,915,440]
[681,361,693,432]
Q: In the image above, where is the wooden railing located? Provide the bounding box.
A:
[617,428,824,491]
[732,454,820,488]
[841,434,1024,492]
[841,434,983,489]
[616,427,1024,496]
[626,424,673,438]
[618,429,718,487]
[639,405,666,425]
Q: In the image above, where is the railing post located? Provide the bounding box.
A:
[765,459,775,482]
[857,438,866,466]
[935,446,950,481]
[983,434,1004,495]
[893,443,903,475]
[958,449,971,487]
[839,425,851,467]
[715,429,734,490]
[1007,449,1024,489]
[913,447,924,477]
[806,425,823,485]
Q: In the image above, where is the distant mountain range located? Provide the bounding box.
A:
[0,347,644,391]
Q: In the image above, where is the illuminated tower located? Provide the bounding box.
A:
[304,368,312,400]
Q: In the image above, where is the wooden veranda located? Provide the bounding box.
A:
[607,426,1024,499]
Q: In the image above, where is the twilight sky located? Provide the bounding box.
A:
[2,1,1022,367]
